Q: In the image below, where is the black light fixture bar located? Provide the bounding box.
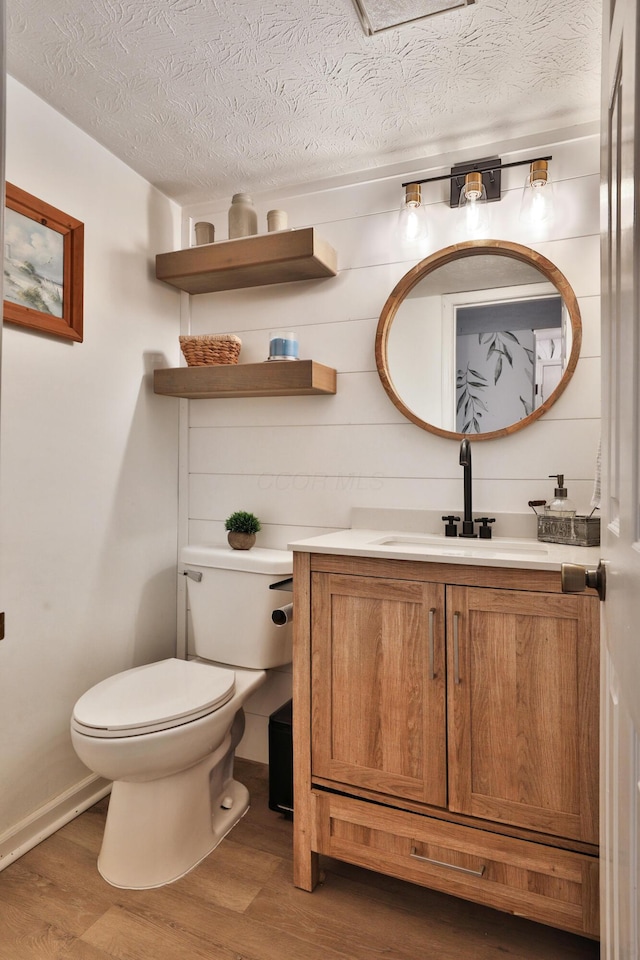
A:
[402,156,553,207]
[417,154,552,209]
[401,155,552,189]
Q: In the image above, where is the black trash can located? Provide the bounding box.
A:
[268,698,293,817]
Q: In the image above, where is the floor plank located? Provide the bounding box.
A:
[0,910,111,960]
[109,885,361,960]
[81,903,244,960]
[0,759,599,960]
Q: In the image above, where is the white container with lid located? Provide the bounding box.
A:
[228,193,258,238]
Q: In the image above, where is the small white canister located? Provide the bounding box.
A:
[194,221,215,245]
[267,209,288,232]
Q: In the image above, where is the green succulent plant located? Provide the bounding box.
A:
[224,511,262,535]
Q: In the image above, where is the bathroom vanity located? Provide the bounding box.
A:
[291,528,600,939]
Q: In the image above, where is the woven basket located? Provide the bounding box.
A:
[179,334,242,366]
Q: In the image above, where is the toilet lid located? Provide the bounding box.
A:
[72,658,236,737]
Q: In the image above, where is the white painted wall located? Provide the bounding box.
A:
[182,133,601,761]
[0,79,181,854]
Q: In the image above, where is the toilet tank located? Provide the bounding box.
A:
[180,545,293,669]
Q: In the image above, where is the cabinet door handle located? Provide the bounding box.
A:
[410,847,485,878]
[428,607,436,680]
[453,611,461,684]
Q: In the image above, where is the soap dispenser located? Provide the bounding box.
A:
[544,475,576,518]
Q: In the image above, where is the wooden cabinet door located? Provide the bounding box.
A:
[311,572,447,806]
[447,586,599,843]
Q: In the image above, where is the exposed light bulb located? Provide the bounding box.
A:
[520,160,555,225]
[458,172,490,237]
[463,176,483,202]
[465,197,489,234]
[397,183,429,251]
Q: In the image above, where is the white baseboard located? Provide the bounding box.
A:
[0,775,111,872]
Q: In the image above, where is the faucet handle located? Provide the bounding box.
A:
[442,515,460,537]
[474,517,496,539]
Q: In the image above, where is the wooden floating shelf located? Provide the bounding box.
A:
[153,360,337,399]
[156,228,337,294]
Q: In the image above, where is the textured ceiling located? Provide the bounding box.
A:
[6,0,601,205]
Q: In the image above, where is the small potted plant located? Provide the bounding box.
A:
[224,510,261,550]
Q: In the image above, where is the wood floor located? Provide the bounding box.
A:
[0,759,599,960]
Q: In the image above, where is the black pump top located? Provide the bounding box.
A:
[549,474,568,498]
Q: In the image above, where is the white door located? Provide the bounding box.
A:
[536,358,562,406]
[600,0,640,955]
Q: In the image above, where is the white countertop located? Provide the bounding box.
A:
[289,527,601,572]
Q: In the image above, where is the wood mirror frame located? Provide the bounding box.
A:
[375,239,582,442]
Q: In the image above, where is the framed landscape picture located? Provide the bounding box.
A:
[3,183,84,341]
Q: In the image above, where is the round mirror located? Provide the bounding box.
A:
[375,240,582,441]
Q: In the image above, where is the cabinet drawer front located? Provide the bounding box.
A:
[314,792,599,939]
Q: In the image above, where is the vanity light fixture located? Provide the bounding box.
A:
[398,155,554,243]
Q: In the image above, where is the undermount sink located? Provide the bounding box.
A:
[371,534,549,559]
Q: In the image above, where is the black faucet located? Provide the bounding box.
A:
[459,438,477,538]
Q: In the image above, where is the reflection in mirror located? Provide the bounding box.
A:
[376,241,581,441]
[455,293,563,433]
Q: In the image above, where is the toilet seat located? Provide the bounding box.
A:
[71,658,236,739]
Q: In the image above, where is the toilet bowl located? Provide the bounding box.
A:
[70,546,292,889]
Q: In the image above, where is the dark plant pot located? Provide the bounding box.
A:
[227,531,256,550]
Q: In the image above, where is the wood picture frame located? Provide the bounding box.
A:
[3,183,84,341]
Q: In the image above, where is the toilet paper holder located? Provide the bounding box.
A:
[272,602,293,626]
[183,570,202,582]
[270,577,293,626]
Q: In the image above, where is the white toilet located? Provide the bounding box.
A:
[70,545,293,890]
